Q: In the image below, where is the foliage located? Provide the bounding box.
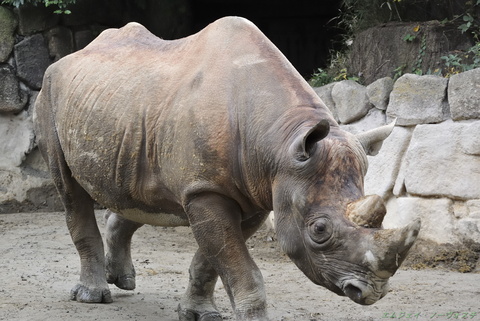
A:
[309,68,334,87]
[1,0,76,13]
[310,0,480,85]
[441,43,480,76]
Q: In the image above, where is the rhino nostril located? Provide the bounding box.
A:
[344,283,364,303]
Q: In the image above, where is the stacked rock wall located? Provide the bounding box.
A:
[0,2,192,213]
[314,70,480,271]
[0,5,103,213]
[0,4,479,269]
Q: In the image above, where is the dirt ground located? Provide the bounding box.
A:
[1,211,479,321]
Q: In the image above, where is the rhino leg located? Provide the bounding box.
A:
[36,110,111,303]
[56,165,111,303]
[104,209,143,290]
[185,193,269,321]
[178,250,221,321]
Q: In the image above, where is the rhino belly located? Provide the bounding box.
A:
[113,207,190,227]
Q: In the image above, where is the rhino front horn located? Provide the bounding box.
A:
[346,195,386,228]
[370,219,421,278]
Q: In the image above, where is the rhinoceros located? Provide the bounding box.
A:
[34,17,420,321]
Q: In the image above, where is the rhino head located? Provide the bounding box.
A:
[272,119,420,305]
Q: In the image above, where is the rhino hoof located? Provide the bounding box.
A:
[178,305,222,321]
[107,274,136,290]
[70,284,113,303]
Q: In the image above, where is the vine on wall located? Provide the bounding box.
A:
[1,0,76,13]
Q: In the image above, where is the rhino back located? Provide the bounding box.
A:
[40,17,332,218]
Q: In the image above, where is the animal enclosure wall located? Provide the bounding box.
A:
[314,71,480,271]
[0,4,479,270]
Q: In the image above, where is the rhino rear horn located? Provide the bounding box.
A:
[346,195,386,228]
[356,120,396,156]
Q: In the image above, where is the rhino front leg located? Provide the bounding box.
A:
[104,209,143,290]
[185,193,268,321]
[178,250,222,321]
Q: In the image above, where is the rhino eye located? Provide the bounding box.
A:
[308,218,332,244]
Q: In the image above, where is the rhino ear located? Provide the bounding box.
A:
[294,120,330,161]
[356,120,395,156]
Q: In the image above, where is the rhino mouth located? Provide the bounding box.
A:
[341,277,389,305]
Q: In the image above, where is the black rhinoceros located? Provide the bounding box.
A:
[34,17,420,321]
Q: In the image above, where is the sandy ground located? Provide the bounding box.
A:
[1,211,479,321]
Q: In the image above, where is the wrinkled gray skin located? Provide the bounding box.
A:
[34,17,420,321]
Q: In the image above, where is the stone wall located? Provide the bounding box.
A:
[314,69,480,271]
[1,4,479,269]
[0,2,192,213]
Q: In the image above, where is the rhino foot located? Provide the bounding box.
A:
[106,273,136,290]
[70,283,113,303]
[177,304,222,321]
[105,253,136,290]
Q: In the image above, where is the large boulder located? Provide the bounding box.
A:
[387,74,449,126]
[384,197,459,244]
[45,26,74,61]
[14,34,51,90]
[403,120,480,199]
[459,121,480,155]
[331,80,372,124]
[364,126,413,199]
[0,64,29,113]
[366,77,393,111]
[347,21,472,85]
[0,111,35,169]
[448,68,480,121]
[313,83,338,122]
[0,7,17,62]
[16,4,59,35]
[0,166,63,214]
[340,108,386,135]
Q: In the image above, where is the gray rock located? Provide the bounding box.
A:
[387,74,449,126]
[0,167,63,214]
[332,80,372,124]
[0,111,35,169]
[16,4,59,35]
[14,34,51,90]
[0,7,17,62]
[340,108,386,135]
[459,121,480,155]
[366,77,393,110]
[0,64,28,113]
[466,199,480,218]
[456,218,480,244]
[403,120,480,199]
[448,68,480,120]
[383,197,459,244]
[364,126,413,199]
[313,83,338,122]
[74,29,96,50]
[45,26,74,61]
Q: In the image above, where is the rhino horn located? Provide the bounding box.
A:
[346,195,386,228]
[367,219,421,278]
[356,120,396,156]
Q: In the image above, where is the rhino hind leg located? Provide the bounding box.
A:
[104,209,143,290]
[36,108,111,302]
[57,165,112,303]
